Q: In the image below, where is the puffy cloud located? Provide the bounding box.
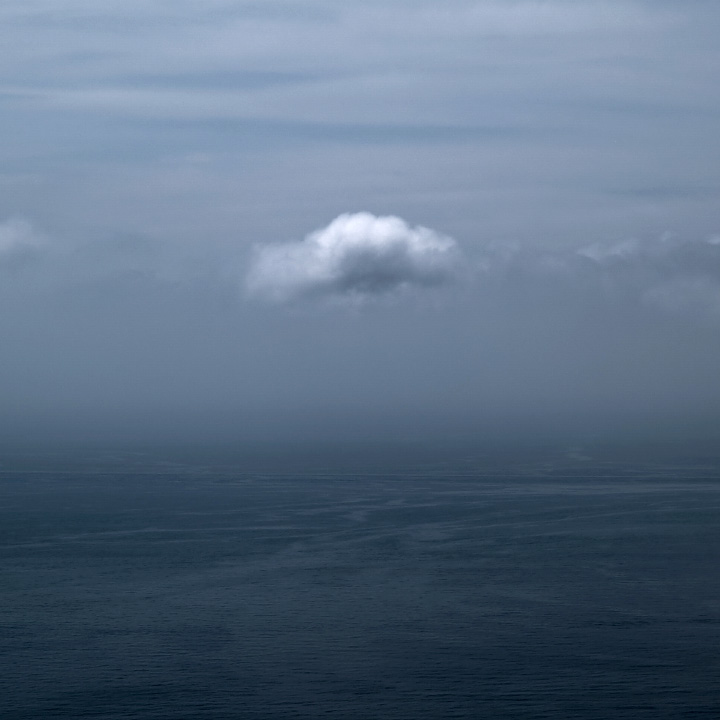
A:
[246,212,460,302]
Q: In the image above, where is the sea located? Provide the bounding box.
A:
[2,446,719,719]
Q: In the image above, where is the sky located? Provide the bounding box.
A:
[1,0,720,449]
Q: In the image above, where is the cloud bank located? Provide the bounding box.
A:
[476,233,720,318]
[246,212,460,302]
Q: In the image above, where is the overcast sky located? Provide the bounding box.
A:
[2,0,720,448]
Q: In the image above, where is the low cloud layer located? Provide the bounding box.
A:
[7,210,720,322]
[246,212,460,301]
[476,233,720,318]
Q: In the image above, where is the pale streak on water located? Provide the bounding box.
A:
[1,461,719,719]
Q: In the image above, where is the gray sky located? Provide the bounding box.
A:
[2,0,720,448]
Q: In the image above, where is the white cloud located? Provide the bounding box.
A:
[246,212,460,302]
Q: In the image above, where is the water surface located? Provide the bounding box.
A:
[2,455,719,718]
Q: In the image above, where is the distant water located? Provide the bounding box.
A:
[2,457,720,719]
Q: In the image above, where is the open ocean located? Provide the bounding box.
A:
[2,450,719,719]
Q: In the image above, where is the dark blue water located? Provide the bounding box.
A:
[2,457,720,718]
